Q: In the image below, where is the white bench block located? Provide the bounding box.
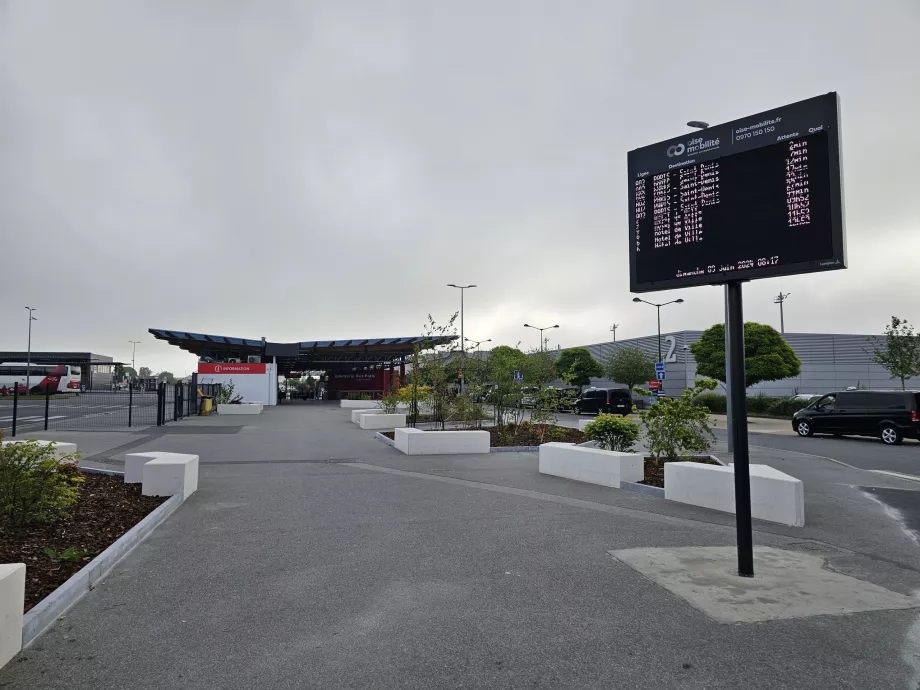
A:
[538,442,644,488]
[124,451,191,484]
[1,439,77,460]
[0,564,25,670]
[216,403,263,415]
[142,453,199,500]
[578,418,592,431]
[340,399,377,409]
[393,428,490,455]
[664,462,804,527]
[351,408,380,424]
[358,413,406,430]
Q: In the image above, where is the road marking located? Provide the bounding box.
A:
[868,470,920,485]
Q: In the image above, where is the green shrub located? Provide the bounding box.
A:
[376,388,401,414]
[0,436,83,526]
[639,380,717,462]
[746,394,777,414]
[583,414,640,452]
[692,393,727,414]
[766,396,818,417]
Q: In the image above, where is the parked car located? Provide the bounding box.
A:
[573,388,631,416]
[792,390,920,445]
[521,386,539,408]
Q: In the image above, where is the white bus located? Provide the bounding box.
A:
[0,363,82,394]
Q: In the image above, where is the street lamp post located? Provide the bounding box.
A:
[129,340,141,375]
[447,284,476,393]
[631,298,684,363]
[24,307,37,394]
[523,324,559,352]
[610,323,619,342]
[464,337,492,358]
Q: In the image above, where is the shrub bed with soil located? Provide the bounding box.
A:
[380,423,585,447]
[1,472,166,612]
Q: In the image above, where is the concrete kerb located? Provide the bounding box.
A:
[374,432,395,447]
[21,492,184,648]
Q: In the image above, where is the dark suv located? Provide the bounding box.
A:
[792,390,920,445]
[573,388,632,416]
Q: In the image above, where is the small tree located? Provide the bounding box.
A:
[604,347,656,393]
[690,322,801,388]
[583,414,640,452]
[870,316,920,390]
[486,345,528,428]
[637,379,717,462]
[554,348,602,389]
[138,367,152,378]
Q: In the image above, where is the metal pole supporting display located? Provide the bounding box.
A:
[726,281,754,576]
[724,284,734,453]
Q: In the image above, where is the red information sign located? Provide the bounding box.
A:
[648,380,661,390]
[197,362,267,375]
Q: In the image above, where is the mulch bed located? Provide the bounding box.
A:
[639,456,720,488]
[379,424,585,447]
[0,472,167,612]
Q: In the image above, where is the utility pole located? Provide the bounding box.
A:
[24,307,37,394]
[610,323,619,342]
[773,292,791,333]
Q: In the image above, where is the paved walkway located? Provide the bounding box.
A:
[3,404,920,688]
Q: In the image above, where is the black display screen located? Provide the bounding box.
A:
[628,93,845,292]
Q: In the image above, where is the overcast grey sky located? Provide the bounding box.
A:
[2,1,919,375]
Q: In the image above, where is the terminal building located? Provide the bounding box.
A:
[148,328,456,403]
[577,331,920,398]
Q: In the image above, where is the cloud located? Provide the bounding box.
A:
[1,0,918,373]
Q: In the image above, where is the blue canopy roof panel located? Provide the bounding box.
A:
[148,329,456,373]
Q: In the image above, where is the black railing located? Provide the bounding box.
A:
[0,381,219,436]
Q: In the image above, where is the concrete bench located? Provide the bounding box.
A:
[124,451,192,484]
[340,399,377,409]
[664,462,804,527]
[1,439,78,460]
[142,453,199,500]
[0,564,25,670]
[358,413,406,430]
[538,443,644,488]
[351,408,380,424]
[394,428,490,455]
[216,403,263,415]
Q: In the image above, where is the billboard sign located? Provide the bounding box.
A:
[628,93,845,292]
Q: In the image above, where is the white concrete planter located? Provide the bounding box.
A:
[1,439,78,460]
[0,564,25,670]
[340,399,376,409]
[538,443,644,488]
[664,462,805,527]
[578,418,593,431]
[358,413,406,430]
[394,428,490,455]
[351,408,380,424]
[216,403,263,415]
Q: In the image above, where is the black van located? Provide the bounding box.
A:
[573,388,632,416]
[792,390,920,445]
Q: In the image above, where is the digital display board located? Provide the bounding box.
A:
[628,93,845,293]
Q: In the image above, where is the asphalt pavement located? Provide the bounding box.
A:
[2,403,920,689]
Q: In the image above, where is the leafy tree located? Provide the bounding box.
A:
[138,367,153,378]
[604,347,656,393]
[554,348,602,388]
[870,316,920,390]
[406,313,458,429]
[484,345,528,429]
[636,379,717,461]
[689,322,801,388]
[156,371,177,385]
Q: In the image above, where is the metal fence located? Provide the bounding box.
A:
[0,382,222,436]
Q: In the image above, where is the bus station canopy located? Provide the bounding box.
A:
[148,328,456,376]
